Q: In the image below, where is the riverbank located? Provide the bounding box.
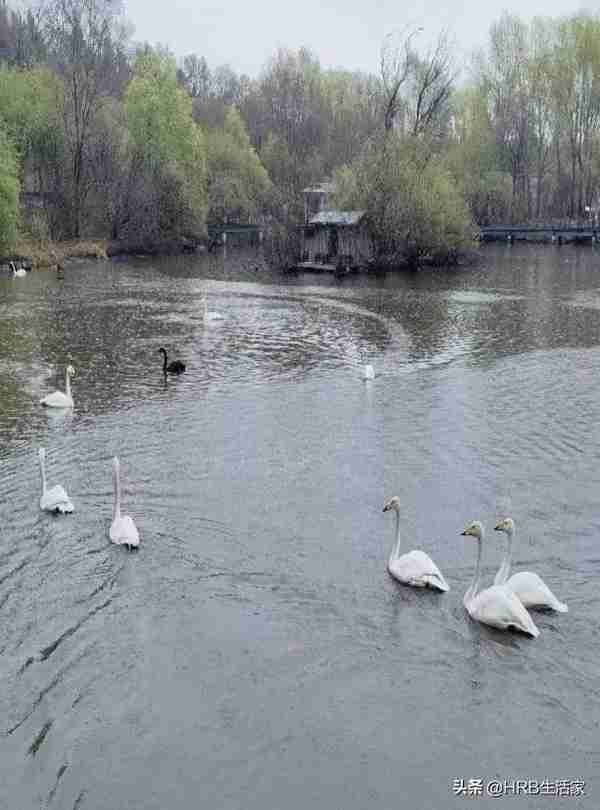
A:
[1,238,109,269]
[1,235,204,269]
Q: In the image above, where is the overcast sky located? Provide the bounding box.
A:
[125,0,590,77]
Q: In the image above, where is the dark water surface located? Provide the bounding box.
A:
[0,244,598,809]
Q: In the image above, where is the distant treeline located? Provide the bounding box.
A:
[1,2,600,263]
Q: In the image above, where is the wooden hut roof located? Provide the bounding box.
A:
[308,210,365,226]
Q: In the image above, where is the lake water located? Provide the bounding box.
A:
[0,243,597,809]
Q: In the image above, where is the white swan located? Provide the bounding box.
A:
[383,496,449,591]
[10,261,27,278]
[363,364,375,380]
[201,295,224,321]
[460,521,539,637]
[109,457,139,550]
[493,517,568,612]
[40,365,75,408]
[38,448,74,513]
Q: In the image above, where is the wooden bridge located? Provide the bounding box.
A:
[479,224,600,243]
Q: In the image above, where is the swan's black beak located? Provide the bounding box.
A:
[382,505,390,512]
[493,524,502,531]
[460,530,467,535]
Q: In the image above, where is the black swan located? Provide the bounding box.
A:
[159,347,186,374]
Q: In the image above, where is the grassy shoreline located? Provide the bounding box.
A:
[1,235,206,269]
[2,238,109,269]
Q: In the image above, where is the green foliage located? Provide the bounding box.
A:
[14,4,600,251]
[259,133,296,194]
[0,125,20,252]
[205,107,271,222]
[125,52,208,237]
[0,65,65,240]
[334,134,475,265]
[0,66,63,165]
[127,54,196,166]
[445,88,512,224]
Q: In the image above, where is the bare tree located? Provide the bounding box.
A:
[482,13,532,220]
[408,32,456,137]
[181,53,211,98]
[379,26,424,131]
[40,0,129,236]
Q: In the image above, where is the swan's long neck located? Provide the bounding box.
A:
[39,454,47,496]
[65,370,71,398]
[494,528,515,586]
[389,509,402,564]
[113,465,121,521]
[465,534,483,607]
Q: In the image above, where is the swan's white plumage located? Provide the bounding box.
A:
[502,571,568,612]
[363,364,375,380]
[109,456,139,549]
[38,448,74,513]
[41,365,75,408]
[10,261,27,277]
[110,513,139,547]
[388,549,449,590]
[40,484,74,513]
[201,296,224,321]
[465,583,540,635]
[461,521,539,637]
[383,496,449,591]
[493,518,568,612]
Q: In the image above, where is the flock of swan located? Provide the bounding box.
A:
[383,497,567,638]
[36,362,153,550]
[16,275,225,550]
[29,299,564,639]
[37,442,139,549]
[35,302,217,542]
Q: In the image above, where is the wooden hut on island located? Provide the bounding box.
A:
[298,183,372,272]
